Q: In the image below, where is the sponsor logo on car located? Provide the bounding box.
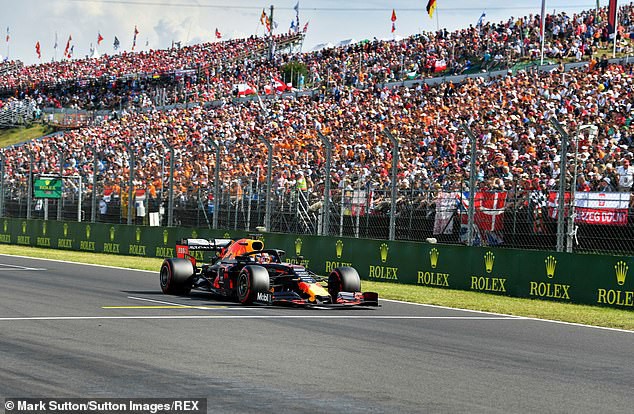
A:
[256,292,272,303]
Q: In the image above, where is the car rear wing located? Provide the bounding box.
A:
[176,238,233,265]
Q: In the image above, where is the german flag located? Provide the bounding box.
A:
[426,0,437,18]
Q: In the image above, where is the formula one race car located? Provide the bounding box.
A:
[159,237,379,307]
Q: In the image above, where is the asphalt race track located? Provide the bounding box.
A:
[0,255,633,413]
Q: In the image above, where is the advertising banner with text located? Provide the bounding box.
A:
[0,219,631,310]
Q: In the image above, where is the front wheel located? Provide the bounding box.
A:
[160,258,194,295]
[237,265,270,304]
[328,266,361,301]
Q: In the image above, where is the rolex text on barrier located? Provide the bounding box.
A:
[1,218,632,310]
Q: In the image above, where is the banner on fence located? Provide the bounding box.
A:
[458,191,506,245]
[574,192,631,226]
[433,191,458,235]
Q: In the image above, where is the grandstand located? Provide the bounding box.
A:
[1,3,633,254]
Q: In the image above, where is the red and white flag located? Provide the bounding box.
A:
[575,192,630,226]
[474,191,507,232]
[35,41,41,59]
[235,83,257,96]
[97,32,104,45]
[434,58,447,72]
[215,28,222,39]
[547,191,571,219]
[264,77,292,94]
[64,35,72,58]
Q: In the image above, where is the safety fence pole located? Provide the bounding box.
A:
[123,143,135,226]
[382,129,399,241]
[257,135,273,232]
[160,138,175,227]
[203,133,221,230]
[550,118,570,253]
[317,131,332,236]
[460,124,478,246]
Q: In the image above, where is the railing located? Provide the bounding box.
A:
[2,175,633,255]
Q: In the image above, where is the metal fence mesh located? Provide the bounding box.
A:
[1,125,633,256]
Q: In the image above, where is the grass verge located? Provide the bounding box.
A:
[0,244,632,331]
[0,125,55,148]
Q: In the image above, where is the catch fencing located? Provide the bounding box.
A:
[1,173,632,256]
[0,117,632,256]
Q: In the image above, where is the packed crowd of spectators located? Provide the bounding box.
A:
[0,33,303,111]
[2,4,634,112]
[0,4,633,215]
[2,59,633,209]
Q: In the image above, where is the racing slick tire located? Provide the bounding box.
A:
[237,265,270,305]
[160,258,194,296]
[328,266,361,301]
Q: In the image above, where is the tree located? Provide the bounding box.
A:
[281,61,308,88]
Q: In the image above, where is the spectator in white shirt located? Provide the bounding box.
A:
[616,159,634,192]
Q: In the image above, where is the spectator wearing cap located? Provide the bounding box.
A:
[616,158,634,192]
[598,176,616,192]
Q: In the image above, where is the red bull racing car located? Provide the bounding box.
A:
[159,237,379,307]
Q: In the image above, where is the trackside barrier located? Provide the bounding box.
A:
[0,218,632,310]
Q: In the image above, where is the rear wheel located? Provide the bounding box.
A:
[328,266,361,301]
[160,258,194,295]
[237,265,270,304]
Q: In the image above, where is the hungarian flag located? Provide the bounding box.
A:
[97,32,104,45]
[215,28,222,39]
[35,41,41,59]
[426,0,437,18]
[608,0,618,37]
[391,9,397,33]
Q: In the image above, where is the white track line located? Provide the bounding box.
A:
[1,254,632,333]
[381,299,634,334]
[126,295,246,310]
[0,263,46,271]
[0,315,517,321]
[0,254,155,273]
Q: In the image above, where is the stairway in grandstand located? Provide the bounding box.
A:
[0,98,37,128]
[0,61,23,76]
[244,33,305,60]
[295,190,318,233]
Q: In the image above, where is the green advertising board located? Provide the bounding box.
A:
[1,218,632,310]
[34,178,62,199]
